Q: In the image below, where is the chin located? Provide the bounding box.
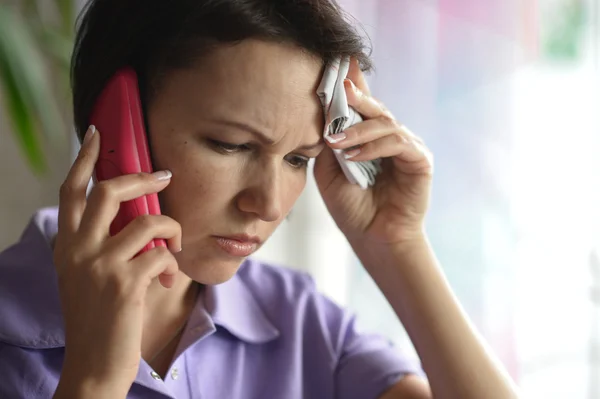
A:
[180,255,245,285]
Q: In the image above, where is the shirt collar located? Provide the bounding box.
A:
[202,259,280,344]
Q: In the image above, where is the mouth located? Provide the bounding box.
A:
[212,234,261,257]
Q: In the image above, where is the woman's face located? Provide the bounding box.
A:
[147,40,325,284]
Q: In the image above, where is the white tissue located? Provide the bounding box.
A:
[317,57,382,190]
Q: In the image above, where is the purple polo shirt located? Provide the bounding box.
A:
[0,207,424,398]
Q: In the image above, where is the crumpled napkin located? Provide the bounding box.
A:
[317,57,381,189]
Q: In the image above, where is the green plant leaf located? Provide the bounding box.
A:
[0,46,46,174]
[56,0,75,38]
[0,4,68,174]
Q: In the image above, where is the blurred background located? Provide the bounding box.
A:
[1,0,599,397]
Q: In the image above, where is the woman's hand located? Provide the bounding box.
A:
[314,59,434,246]
[52,126,182,397]
[314,62,521,399]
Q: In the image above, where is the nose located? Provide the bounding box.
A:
[236,162,283,222]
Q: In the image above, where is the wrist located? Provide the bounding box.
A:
[55,367,130,399]
[349,230,430,268]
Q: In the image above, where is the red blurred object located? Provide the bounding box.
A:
[89,67,166,253]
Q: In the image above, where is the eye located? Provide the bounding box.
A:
[209,139,250,153]
[285,154,310,169]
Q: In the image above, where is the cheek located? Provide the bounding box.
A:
[281,171,308,213]
[168,161,236,200]
[157,149,239,214]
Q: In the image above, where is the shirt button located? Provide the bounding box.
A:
[171,367,179,380]
[150,371,162,381]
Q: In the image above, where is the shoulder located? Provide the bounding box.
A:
[237,258,351,352]
[237,258,344,325]
[235,259,426,397]
[0,207,63,348]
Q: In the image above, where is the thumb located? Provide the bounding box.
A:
[313,146,343,194]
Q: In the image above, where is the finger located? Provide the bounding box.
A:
[346,57,371,96]
[325,116,398,149]
[345,135,433,175]
[313,146,346,193]
[57,125,99,237]
[129,246,179,289]
[106,214,182,260]
[327,117,424,150]
[78,170,173,245]
[344,79,390,120]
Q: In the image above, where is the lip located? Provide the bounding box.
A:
[220,234,262,244]
[213,234,261,257]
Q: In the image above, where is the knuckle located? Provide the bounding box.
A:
[153,246,173,260]
[154,247,177,269]
[91,181,115,203]
[147,246,178,274]
[135,214,158,230]
[90,257,128,289]
[89,257,116,280]
[105,271,133,298]
[174,220,183,235]
[348,126,361,139]
[87,259,105,279]
[380,113,397,128]
[56,249,93,278]
[153,215,181,235]
[139,172,155,183]
[394,133,407,146]
[64,248,85,268]
[59,182,75,201]
[360,141,373,154]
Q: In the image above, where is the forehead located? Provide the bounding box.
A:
[155,40,325,142]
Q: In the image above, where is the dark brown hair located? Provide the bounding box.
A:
[71,0,373,141]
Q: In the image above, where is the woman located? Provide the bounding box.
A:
[0,0,519,398]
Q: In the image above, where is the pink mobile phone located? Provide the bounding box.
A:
[89,67,166,253]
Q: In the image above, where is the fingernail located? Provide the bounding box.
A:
[325,132,347,144]
[153,170,172,181]
[344,148,361,159]
[83,125,96,145]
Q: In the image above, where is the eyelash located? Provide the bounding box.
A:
[211,140,248,153]
[209,140,310,169]
[287,155,310,169]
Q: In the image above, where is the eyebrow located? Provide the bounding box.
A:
[210,118,324,152]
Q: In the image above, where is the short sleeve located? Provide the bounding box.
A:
[314,294,425,399]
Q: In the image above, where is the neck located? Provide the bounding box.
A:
[142,270,199,372]
[144,270,197,317]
